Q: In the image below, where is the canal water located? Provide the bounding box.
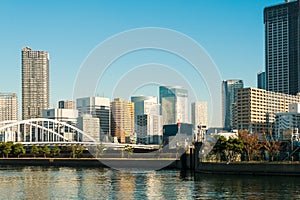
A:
[0,166,299,199]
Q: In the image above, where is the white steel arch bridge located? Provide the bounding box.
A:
[0,119,159,150]
[0,118,96,145]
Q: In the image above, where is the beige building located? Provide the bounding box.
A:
[191,101,208,129]
[77,114,100,142]
[234,87,300,133]
[22,47,49,120]
[58,100,75,109]
[111,98,134,143]
[0,93,18,122]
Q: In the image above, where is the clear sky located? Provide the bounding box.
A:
[0,0,285,126]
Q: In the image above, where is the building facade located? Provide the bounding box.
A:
[273,103,300,141]
[191,101,208,130]
[257,71,266,90]
[77,115,100,142]
[58,100,75,109]
[42,108,78,126]
[110,98,134,143]
[42,108,78,141]
[234,88,300,133]
[159,86,188,125]
[131,96,162,144]
[22,47,49,120]
[274,114,300,141]
[76,97,110,140]
[162,123,193,147]
[222,80,244,130]
[0,93,18,122]
[264,1,300,95]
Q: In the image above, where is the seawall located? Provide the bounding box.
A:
[196,162,300,176]
[0,158,182,169]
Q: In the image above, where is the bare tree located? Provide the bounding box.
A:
[262,132,281,161]
[239,130,262,161]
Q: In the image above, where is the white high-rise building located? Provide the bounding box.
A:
[131,96,162,144]
[191,101,208,129]
[76,97,110,140]
[159,86,188,125]
[77,115,100,142]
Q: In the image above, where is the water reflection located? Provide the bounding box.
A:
[0,166,299,199]
[194,173,300,199]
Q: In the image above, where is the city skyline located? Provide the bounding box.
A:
[0,1,285,126]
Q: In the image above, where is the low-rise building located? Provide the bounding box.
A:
[42,108,78,126]
[274,104,300,141]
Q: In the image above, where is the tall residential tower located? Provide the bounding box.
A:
[22,47,49,120]
[264,1,300,95]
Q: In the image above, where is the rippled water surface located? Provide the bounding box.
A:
[0,166,299,199]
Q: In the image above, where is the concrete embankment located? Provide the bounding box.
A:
[196,162,300,176]
[0,158,181,169]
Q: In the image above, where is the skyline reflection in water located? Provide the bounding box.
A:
[0,166,299,199]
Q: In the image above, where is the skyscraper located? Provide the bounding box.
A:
[131,96,162,144]
[159,86,188,125]
[257,71,266,90]
[0,93,18,122]
[110,98,134,143]
[191,101,208,129]
[76,97,110,140]
[222,80,243,130]
[22,47,49,120]
[264,1,300,95]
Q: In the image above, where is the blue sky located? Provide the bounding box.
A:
[0,0,284,125]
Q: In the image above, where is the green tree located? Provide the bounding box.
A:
[69,145,84,158]
[40,146,51,158]
[226,138,244,162]
[30,145,40,158]
[51,146,61,157]
[75,145,84,158]
[2,142,13,158]
[0,142,5,157]
[213,136,227,161]
[12,143,25,158]
[96,143,105,158]
[124,145,133,158]
[213,136,244,162]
